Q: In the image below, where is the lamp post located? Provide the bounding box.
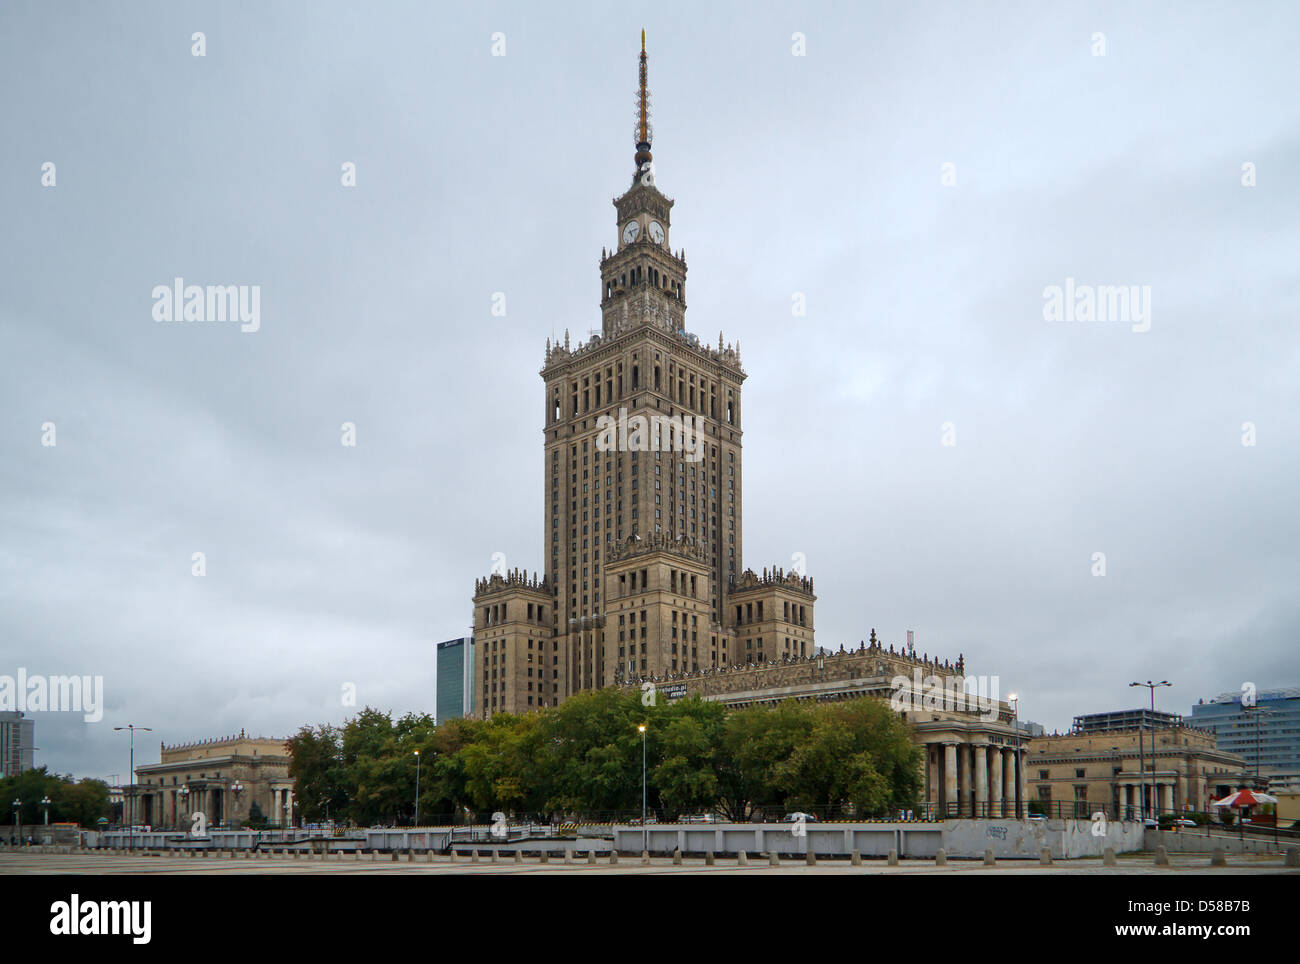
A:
[1008,694,1020,818]
[177,785,190,832]
[230,781,244,828]
[638,724,647,853]
[413,750,421,827]
[11,798,20,845]
[1130,681,1171,821]
[41,795,52,826]
[113,724,152,851]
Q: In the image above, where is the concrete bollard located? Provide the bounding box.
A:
[515,850,523,864]
[1039,848,1052,866]
[888,849,899,866]
[587,851,596,865]
[492,851,500,864]
[356,849,362,860]
[540,850,549,864]
[392,851,400,862]
[471,850,480,863]
[738,851,748,866]
[1103,847,1117,866]
[1154,846,1169,866]
[371,850,377,861]
[564,850,572,865]
[608,851,617,865]
[672,848,682,866]
[984,849,996,866]
[768,852,779,867]
[641,850,649,866]
[426,850,433,863]
[704,851,715,866]
[407,850,414,862]
[1211,848,1227,867]
[935,849,947,866]
[805,849,816,866]
[851,849,862,866]
[1286,847,1300,868]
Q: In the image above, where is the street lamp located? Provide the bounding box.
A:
[1130,681,1171,821]
[41,795,52,827]
[230,782,244,828]
[11,798,20,845]
[177,785,190,832]
[638,724,647,854]
[1008,694,1020,818]
[413,750,421,827]
[113,723,152,851]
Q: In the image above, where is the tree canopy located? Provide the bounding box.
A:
[286,691,922,825]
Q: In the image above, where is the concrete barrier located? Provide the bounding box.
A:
[1154,846,1169,866]
[935,848,947,866]
[1211,849,1226,867]
[984,849,996,866]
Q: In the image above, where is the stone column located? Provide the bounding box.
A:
[927,745,939,813]
[943,744,957,818]
[974,744,989,817]
[1161,783,1173,815]
[1002,749,1016,818]
[990,747,1004,817]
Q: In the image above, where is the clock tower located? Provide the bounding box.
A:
[600,31,688,339]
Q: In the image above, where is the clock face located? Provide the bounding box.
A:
[648,220,665,244]
[622,220,640,243]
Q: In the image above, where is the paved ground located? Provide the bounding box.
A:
[2,850,1295,875]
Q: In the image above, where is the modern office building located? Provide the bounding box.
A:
[1190,687,1300,792]
[435,637,475,721]
[0,711,35,777]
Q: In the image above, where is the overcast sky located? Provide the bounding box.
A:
[2,1,1297,781]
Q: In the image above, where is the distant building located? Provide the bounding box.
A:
[1190,688,1300,792]
[131,730,292,829]
[1028,723,1250,818]
[1073,708,1183,733]
[436,637,475,721]
[0,711,35,777]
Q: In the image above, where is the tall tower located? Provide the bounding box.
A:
[473,35,763,718]
[541,33,745,692]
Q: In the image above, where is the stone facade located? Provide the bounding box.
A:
[129,731,292,830]
[1027,724,1251,818]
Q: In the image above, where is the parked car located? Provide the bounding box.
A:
[1027,813,1045,822]
[1173,818,1196,828]
[782,812,818,823]
[680,813,722,824]
[1143,818,1159,828]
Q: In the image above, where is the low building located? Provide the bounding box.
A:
[129,730,292,830]
[1028,723,1250,818]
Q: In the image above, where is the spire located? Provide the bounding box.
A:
[635,30,653,175]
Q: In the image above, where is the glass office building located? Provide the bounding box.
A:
[435,637,475,721]
[1190,688,1300,791]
